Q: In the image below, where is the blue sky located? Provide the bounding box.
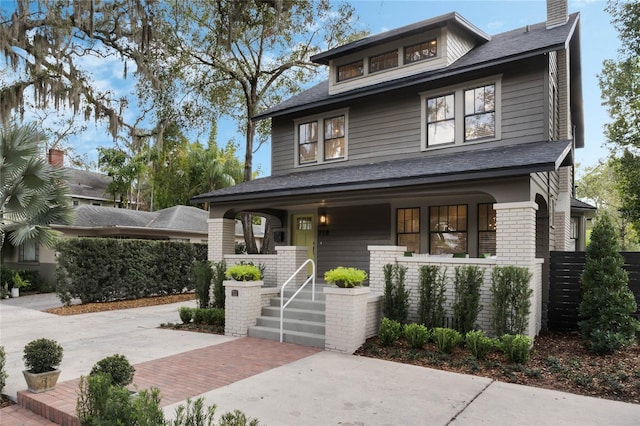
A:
[9,0,618,177]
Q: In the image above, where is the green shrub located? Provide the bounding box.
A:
[578,214,640,354]
[56,239,206,304]
[179,307,193,324]
[500,334,532,364]
[324,267,367,287]
[192,308,206,325]
[379,317,402,346]
[90,354,135,387]
[23,338,63,373]
[452,266,483,334]
[490,266,533,336]
[0,346,7,393]
[432,328,463,353]
[417,265,447,328]
[465,330,495,360]
[211,260,227,309]
[0,269,44,293]
[225,264,262,281]
[403,323,430,349]
[200,308,225,326]
[194,261,213,308]
[383,264,410,324]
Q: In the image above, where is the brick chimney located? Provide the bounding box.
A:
[547,0,568,29]
[48,148,64,167]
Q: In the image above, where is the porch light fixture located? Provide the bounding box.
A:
[319,211,328,226]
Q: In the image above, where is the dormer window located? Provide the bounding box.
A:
[404,39,437,64]
[337,60,364,82]
[370,51,398,73]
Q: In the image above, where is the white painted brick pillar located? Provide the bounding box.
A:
[494,201,542,338]
[554,166,573,251]
[324,286,370,354]
[276,246,309,287]
[208,218,235,262]
[368,246,406,296]
[223,280,263,337]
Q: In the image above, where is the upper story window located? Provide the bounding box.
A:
[464,84,495,141]
[427,94,455,146]
[337,60,364,82]
[405,39,437,64]
[294,109,349,166]
[370,51,398,73]
[421,76,502,150]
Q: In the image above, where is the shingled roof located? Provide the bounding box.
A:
[254,13,580,126]
[192,140,572,204]
[66,168,113,201]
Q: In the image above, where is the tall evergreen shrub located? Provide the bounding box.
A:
[382,263,410,324]
[490,266,533,336]
[578,214,640,354]
[194,261,213,308]
[452,265,483,334]
[417,265,447,328]
[211,260,227,309]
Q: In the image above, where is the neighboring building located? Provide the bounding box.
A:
[2,204,209,285]
[193,0,590,280]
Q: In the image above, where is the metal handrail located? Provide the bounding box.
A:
[280,259,316,343]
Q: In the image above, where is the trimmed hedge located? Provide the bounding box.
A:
[56,238,207,304]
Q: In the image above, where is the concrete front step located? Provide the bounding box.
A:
[248,326,325,348]
[260,306,326,322]
[256,316,325,334]
[270,297,325,311]
[281,284,329,300]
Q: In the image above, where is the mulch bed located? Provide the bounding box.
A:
[44,293,195,315]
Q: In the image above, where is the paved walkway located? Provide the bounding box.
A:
[1,294,639,425]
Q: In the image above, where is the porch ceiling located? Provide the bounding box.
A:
[191,140,572,207]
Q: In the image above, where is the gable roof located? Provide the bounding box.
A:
[192,140,572,204]
[254,14,582,147]
[311,12,490,65]
[60,205,208,234]
[571,197,597,212]
[66,168,113,201]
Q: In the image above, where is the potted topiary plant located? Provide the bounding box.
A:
[22,338,63,393]
[324,267,368,288]
[225,264,262,282]
[10,272,29,298]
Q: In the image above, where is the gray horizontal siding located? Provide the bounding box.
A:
[501,69,546,143]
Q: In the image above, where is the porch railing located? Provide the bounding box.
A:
[280,259,316,343]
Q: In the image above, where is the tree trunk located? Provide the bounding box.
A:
[261,218,275,254]
[242,107,258,253]
[242,213,258,254]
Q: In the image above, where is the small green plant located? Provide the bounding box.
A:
[179,306,194,324]
[378,317,402,346]
[465,330,495,360]
[11,272,30,289]
[452,266,483,334]
[417,265,447,328]
[225,264,262,281]
[403,323,430,349]
[201,308,225,326]
[192,308,205,325]
[194,261,213,308]
[432,328,463,353]
[90,354,135,387]
[490,266,533,336]
[23,338,63,373]
[0,346,7,393]
[500,334,532,364]
[324,266,367,288]
[383,263,410,323]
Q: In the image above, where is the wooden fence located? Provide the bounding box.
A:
[548,251,640,331]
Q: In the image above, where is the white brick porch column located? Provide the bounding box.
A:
[368,246,406,296]
[224,280,263,337]
[324,286,370,354]
[276,246,309,287]
[208,218,235,262]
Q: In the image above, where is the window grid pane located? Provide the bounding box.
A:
[405,39,437,64]
[426,94,455,146]
[478,203,496,256]
[337,60,364,82]
[429,204,468,255]
[299,122,318,163]
[324,116,345,160]
[397,208,420,252]
[464,84,496,141]
[370,51,398,73]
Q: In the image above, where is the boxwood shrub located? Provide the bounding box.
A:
[56,238,207,304]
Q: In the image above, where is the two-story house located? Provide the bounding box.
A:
[195,0,584,267]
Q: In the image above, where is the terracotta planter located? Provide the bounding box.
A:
[23,369,61,393]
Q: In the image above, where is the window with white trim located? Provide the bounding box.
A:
[294,109,349,166]
[337,60,364,82]
[421,77,501,149]
[404,39,437,64]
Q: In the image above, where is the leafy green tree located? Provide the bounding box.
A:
[599,0,640,235]
[97,147,147,209]
[0,122,74,250]
[578,214,640,354]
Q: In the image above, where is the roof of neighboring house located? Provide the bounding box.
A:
[311,12,491,65]
[66,168,114,201]
[254,13,580,122]
[59,205,208,234]
[192,140,572,204]
[571,198,597,212]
